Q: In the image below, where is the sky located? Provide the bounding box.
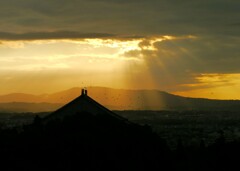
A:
[0,0,239,99]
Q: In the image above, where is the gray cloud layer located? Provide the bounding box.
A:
[0,0,239,36]
[0,31,116,40]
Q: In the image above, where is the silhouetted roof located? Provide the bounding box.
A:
[43,90,128,123]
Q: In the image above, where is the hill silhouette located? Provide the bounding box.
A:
[0,102,62,113]
[0,87,240,112]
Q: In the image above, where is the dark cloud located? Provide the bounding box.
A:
[0,0,239,36]
[228,22,240,26]
[152,37,240,73]
[123,36,240,91]
[0,31,116,40]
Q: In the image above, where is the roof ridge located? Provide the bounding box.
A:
[43,93,130,124]
[84,95,128,121]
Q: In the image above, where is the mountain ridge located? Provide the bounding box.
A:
[0,87,240,112]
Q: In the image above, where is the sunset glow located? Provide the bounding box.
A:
[174,74,240,99]
[0,35,240,99]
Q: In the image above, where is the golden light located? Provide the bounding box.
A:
[174,74,240,99]
[0,38,145,94]
[1,35,238,101]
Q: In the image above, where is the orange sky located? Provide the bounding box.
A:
[0,37,240,100]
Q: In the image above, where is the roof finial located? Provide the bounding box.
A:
[81,87,88,96]
[81,89,85,95]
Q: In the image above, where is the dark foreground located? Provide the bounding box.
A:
[0,112,240,171]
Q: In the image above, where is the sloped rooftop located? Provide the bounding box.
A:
[44,89,128,123]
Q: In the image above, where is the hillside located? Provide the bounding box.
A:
[0,87,240,112]
[0,102,62,113]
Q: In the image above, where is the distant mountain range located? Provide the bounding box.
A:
[0,87,240,113]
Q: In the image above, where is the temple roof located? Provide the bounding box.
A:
[43,89,128,123]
